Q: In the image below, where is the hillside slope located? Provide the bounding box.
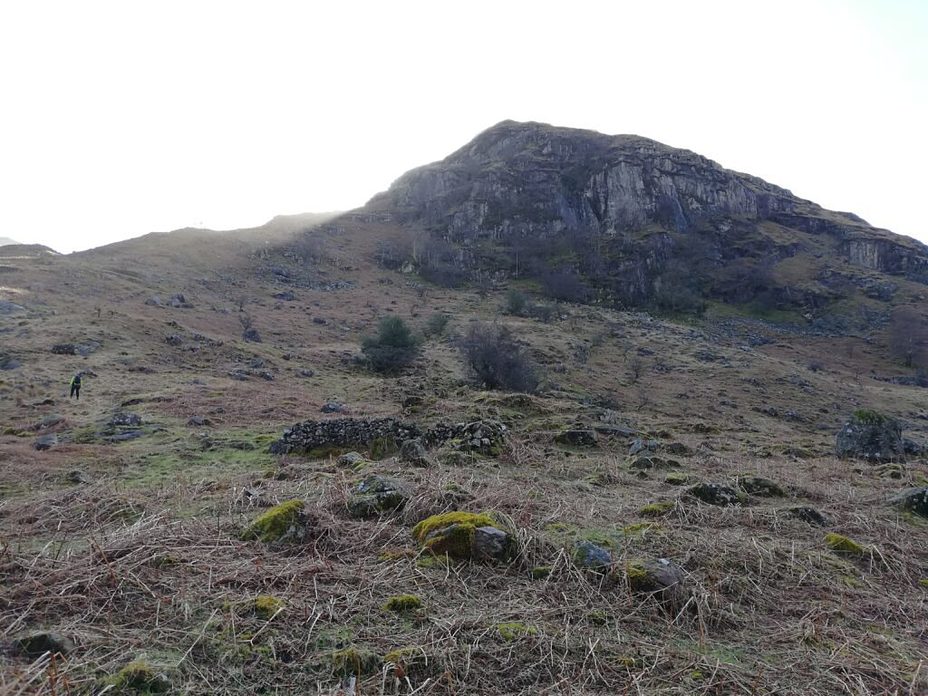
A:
[1,125,927,695]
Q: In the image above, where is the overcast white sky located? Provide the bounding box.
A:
[1,0,925,252]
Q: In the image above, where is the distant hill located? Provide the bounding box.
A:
[360,120,927,328]
[0,236,20,246]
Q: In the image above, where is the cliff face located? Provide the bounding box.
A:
[362,120,928,315]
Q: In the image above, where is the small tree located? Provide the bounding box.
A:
[459,322,540,393]
[362,316,422,374]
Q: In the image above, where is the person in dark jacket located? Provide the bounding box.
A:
[69,373,82,400]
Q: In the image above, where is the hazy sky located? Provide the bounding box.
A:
[1,0,925,252]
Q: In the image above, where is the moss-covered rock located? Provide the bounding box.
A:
[825,532,866,555]
[686,482,745,507]
[737,475,786,497]
[573,540,612,571]
[412,511,510,562]
[346,475,410,518]
[254,595,283,619]
[241,499,311,543]
[664,471,689,486]
[105,660,172,693]
[383,594,423,612]
[496,622,537,641]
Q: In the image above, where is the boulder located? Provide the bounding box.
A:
[336,452,368,468]
[242,328,262,343]
[835,410,904,462]
[888,487,928,517]
[346,475,410,518]
[686,482,745,506]
[625,558,687,604]
[412,511,510,562]
[321,401,347,414]
[555,429,598,447]
[241,500,313,544]
[399,438,430,466]
[629,438,659,456]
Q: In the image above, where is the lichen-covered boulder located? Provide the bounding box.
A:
[346,475,411,518]
[625,558,687,604]
[686,482,745,506]
[888,487,928,517]
[555,429,598,447]
[336,451,368,468]
[737,476,786,497]
[835,410,904,462]
[412,511,511,562]
[241,499,312,543]
[573,541,613,571]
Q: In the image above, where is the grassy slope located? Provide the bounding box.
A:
[1,223,926,695]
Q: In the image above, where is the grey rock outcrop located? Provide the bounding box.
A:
[346,475,411,518]
[888,487,928,517]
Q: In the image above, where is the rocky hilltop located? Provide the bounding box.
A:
[365,121,928,316]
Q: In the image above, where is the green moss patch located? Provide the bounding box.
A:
[254,595,283,619]
[105,660,171,693]
[640,501,674,517]
[331,646,381,677]
[412,511,497,559]
[497,622,537,641]
[383,594,423,612]
[825,532,866,555]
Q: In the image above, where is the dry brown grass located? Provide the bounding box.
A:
[2,224,928,694]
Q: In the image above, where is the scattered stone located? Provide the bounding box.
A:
[686,482,745,506]
[888,487,928,517]
[0,352,21,370]
[13,631,75,657]
[903,438,925,457]
[572,541,612,571]
[321,401,347,414]
[412,511,510,562]
[34,434,57,451]
[835,410,904,462]
[662,442,692,456]
[312,317,327,325]
[0,300,26,315]
[228,370,249,381]
[106,430,145,442]
[50,343,77,355]
[110,412,143,427]
[187,416,211,427]
[591,424,637,438]
[169,293,192,308]
[165,334,184,346]
[445,420,508,456]
[273,290,297,301]
[66,469,92,484]
[629,456,679,470]
[625,558,687,604]
[298,368,315,378]
[629,438,659,456]
[784,506,828,525]
[555,429,598,447]
[399,438,429,466]
[241,499,313,544]
[346,475,411,518]
[242,327,262,343]
[336,452,367,468]
[737,476,786,497]
[33,414,65,431]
